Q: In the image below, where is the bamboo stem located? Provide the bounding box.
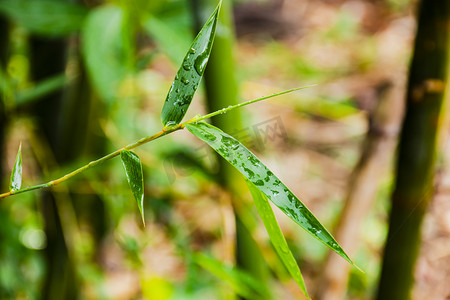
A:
[376,0,450,298]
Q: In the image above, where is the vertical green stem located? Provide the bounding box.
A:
[376,1,450,299]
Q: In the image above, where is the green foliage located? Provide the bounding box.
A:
[247,181,309,298]
[81,4,133,103]
[160,3,220,126]
[9,144,22,192]
[120,150,145,224]
[193,252,267,299]
[0,0,86,37]
[142,16,190,65]
[15,74,67,105]
[0,2,359,297]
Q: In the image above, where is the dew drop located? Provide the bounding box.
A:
[288,194,296,202]
[182,61,191,71]
[254,180,264,186]
[280,244,290,254]
[294,200,303,210]
[243,167,255,179]
[190,48,196,54]
[181,77,190,85]
[194,53,208,75]
[174,99,185,106]
[204,133,216,142]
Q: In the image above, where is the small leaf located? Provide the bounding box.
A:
[160,3,220,126]
[186,122,353,264]
[82,5,133,103]
[121,150,145,224]
[0,0,86,37]
[246,180,309,298]
[10,144,22,191]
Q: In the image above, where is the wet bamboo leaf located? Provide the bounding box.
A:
[160,3,220,126]
[121,150,145,224]
[82,5,133,103]
[0,0,86,37]
[9,144,22,191]
[247,180,309,298]
[186,122,352,264]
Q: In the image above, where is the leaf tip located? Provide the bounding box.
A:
[352,262,364,273]
[9,143,23,192]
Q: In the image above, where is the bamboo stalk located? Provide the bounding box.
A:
[376,1,450,299]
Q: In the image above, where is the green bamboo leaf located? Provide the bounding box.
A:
[160,3,220,126]
[121,150,145,225]
[9,144,22,191]
[186,122,353,265]
[0,0,86,37]
[246,180,309,298]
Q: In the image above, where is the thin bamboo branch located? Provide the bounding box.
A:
[1,87,309,199]
[0,126,176,198]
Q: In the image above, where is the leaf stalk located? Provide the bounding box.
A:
[0,86,311,199]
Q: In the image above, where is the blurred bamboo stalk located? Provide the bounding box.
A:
[0,15,8,180]
[376,0,450,299]
[190,0,270,298]
[314,81,403,300]
[29,34,79,300]
[29,26,109,300]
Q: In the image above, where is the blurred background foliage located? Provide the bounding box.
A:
[0,0,449,299]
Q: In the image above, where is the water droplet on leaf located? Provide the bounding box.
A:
[194,53,208,75]
[254,180,264,186]
[182,61,191,71]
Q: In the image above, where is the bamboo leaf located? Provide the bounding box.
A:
[246,180,309,298]
[121,150,145,225]
[9,144,22,191]
[0,0,86,37]
[186,122,353,265]
[160,3,220,126]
